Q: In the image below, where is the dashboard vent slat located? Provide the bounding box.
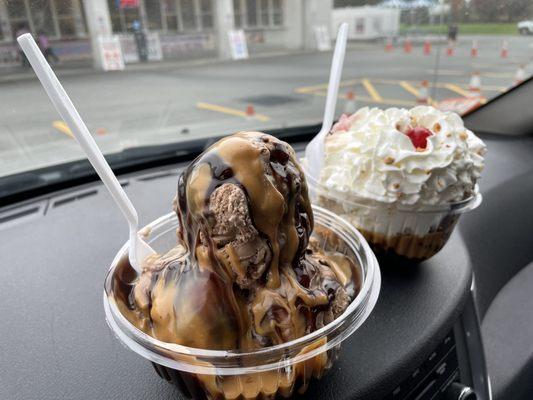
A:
[52,189,98,208]
[0,201,47,230]
[0,206,40,224]
[137,170,178,182]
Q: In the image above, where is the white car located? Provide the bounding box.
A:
[518,20,533,35]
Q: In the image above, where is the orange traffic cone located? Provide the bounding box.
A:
[385,37,394,52]
[468,71,481,96]
[471,40,478,57]
[500,40,508,58]
[423,40,431,55]
[344,90,357,114]
[514,64,526,85]
[446,40,454,56]
[246,104,255,118]
[417,80,429,104]
[404,38,412,54]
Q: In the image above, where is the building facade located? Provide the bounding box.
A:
[0,0,333,69]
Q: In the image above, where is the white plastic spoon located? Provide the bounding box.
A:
[17,33,154,273]
[304,23,349,181]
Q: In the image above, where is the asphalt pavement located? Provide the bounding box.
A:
[1,35,532,177]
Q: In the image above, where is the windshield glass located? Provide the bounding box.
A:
[0,0,531,190]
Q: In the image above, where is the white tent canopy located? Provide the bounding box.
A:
[379,0,437,9]
[409,0,437,9]
[378,0,411,9]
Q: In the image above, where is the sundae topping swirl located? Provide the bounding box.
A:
[322,106,486,206]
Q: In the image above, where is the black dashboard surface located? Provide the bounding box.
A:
[1,135,532,400]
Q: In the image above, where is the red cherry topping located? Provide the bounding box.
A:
[405,127,432,150]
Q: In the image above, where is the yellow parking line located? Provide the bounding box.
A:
[196,102,270,122]
[295,82,331,93]
[361,79,383,102]
[295,85,326,94]
[443,84,488,102]
[373,78,408,85]
[297,78,506,107]
[295,79,359,94]
[315,90,415,107]
[52,120,74,138]
[398,81,437,106]
[399,80,421,97]
[363,78,507,92]
[444,83,471,97]
[339,79,360,88]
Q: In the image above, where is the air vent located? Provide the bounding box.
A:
[0,206,40,224]
[0,202,46,230]
[52,189,98,208]
[137,170,179,182]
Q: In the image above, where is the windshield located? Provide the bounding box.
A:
[0,0,531,198]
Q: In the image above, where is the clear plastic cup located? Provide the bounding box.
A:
[103,206,381,400]
[304,171,482,262]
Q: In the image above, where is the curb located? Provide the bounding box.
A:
[0,48,318,84]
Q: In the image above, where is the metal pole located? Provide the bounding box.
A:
[430,0,445,100]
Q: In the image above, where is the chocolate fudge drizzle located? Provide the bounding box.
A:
[117,132,357,352]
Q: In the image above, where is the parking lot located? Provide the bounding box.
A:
[0,34,531,177]
[295,75,507,106]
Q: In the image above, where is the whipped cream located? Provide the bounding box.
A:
[320,106,486,206]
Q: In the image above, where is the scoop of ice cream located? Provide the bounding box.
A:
[207,183,271,289]
[322,106,487,206]
[177,131,314,289]
[114,132,357,352]
[131,245,239,349]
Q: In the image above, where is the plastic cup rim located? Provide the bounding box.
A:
[103,206,381,374]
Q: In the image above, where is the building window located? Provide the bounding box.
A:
[245,0,257,27]
[124,7,141,32]
[107,0,122,32]
[272,0,282,26]
[7,0,30,37]
[234,0,283,29]
[355,18,364,34]
[259,0,269,26]
[30,0,55,36]
[5,0,87,40]
[106,0,213,34]
[198,0,213,29]
[163,0,179,30]
[107,0,141,33]
[180,0,196,30]
[233,0,242,28]
[175,0,213,32]
[7,1,28,19]
[145,0,163,30]
[54,0,77,37]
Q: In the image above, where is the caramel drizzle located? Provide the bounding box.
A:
[114,132,358,353]
[178,132,313,290]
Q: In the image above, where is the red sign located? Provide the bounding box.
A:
[118,0,139,9]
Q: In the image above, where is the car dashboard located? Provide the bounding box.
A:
[1,133,532,400]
